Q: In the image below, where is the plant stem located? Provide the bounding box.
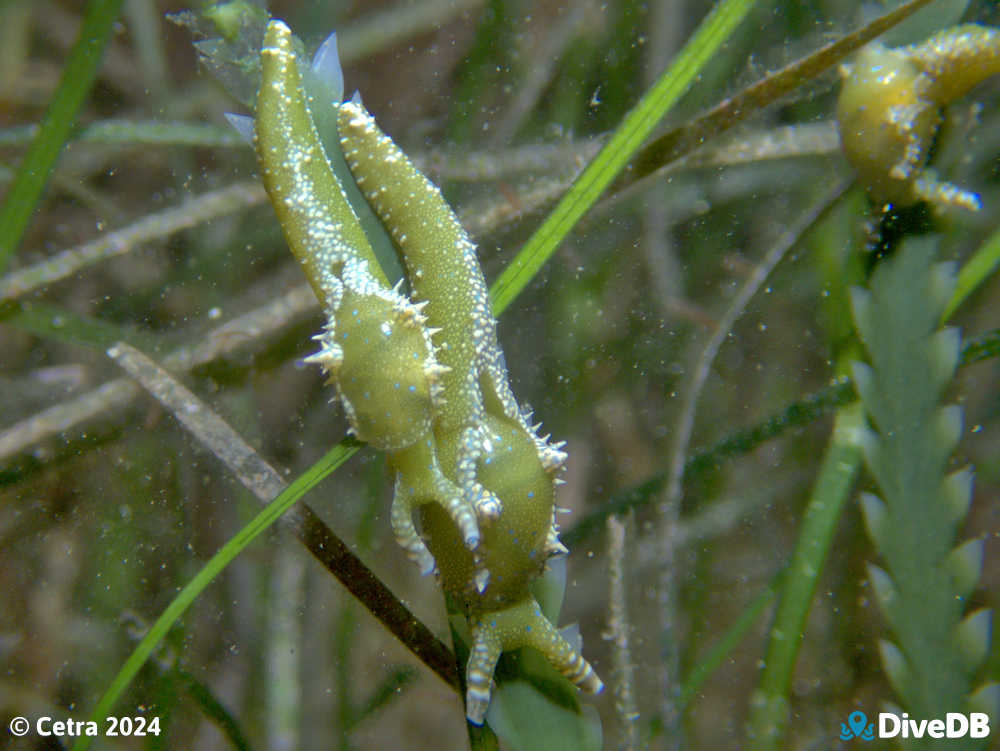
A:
[745,403,864,750]
[490,0,757,315]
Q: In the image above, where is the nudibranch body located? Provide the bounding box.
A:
[836,24,1000,211]
[253,20,602,724]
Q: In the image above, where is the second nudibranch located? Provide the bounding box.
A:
[836,24,1000,211]
[254,20,602,724]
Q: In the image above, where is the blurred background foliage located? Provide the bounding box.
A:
[1,0,998,749]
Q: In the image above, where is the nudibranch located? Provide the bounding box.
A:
[253,20,602,723]
[836,24,1000,211]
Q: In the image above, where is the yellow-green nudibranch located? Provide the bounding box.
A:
[251,19,602,724]
[836,24,1000,211]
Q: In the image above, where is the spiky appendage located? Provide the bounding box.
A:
[420,412,555,605]
[390,437,480,574]
[337,95,602,721]
[256,20,482,570]
[419,411,597,723]
[305,256,442,451]
[255,18,601,723]
[255,22,384,302]
[337,99,571,501]
[836,24,1000,212]
[466,597,604,725]
[455,424,505,520]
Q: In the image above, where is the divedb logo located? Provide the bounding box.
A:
[839,710,990,741]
